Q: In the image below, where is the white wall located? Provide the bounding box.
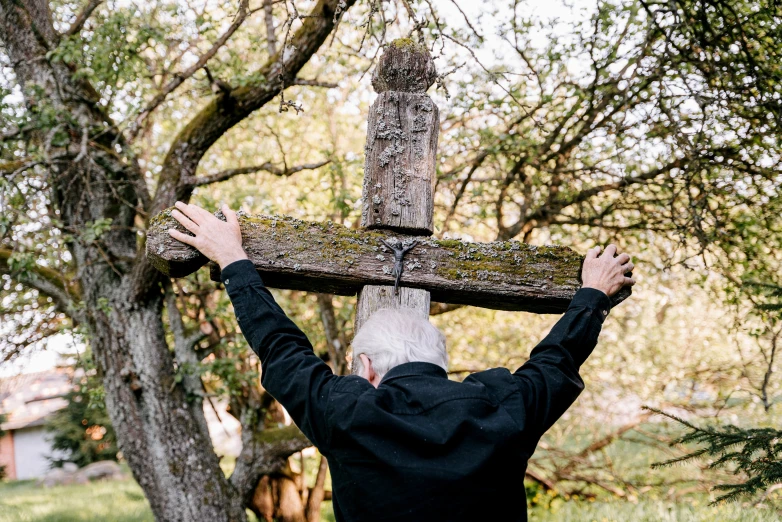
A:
[12,427,56,480]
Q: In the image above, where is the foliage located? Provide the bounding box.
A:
[647,407,782,504]
[45,351,118,468]
[643,283,782,504]
[744,282,782,316]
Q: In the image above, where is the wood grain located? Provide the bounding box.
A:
[146,210,631,313]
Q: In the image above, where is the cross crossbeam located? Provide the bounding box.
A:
[146,211,630,313]
[145,38,631,320]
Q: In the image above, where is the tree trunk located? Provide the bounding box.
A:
[1,0,360,519]
[0,2,246,519]
[149,211,627,313]
[91,293,246,520]
[305,456,329,522]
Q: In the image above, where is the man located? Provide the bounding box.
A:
[169,201,636,521]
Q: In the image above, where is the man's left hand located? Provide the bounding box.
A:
[168,201,248,269]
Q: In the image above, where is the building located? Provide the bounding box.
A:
[0,368,71,480]
[0,367,242,481]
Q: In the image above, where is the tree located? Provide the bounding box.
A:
[0,0,354,519]
[646,282,782,504]
[647,407,782,504]
[46,351,119,468]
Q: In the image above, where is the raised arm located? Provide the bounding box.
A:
[168,202,336,450]
[512,244,635,443]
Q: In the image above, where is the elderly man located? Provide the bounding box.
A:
[169,201,636,522]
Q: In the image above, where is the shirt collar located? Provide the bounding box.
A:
[379,362,448,386]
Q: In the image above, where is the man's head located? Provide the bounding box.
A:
[351,308,448,387]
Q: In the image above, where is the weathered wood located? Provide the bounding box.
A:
[361,40,439,235]
[371,39,438,94]
[360,92,439,235]
[146,210,630,313]
[356,39,440,332]
[355,287,431,332]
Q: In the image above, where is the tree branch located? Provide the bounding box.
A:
[502,159,684,240]
[127,0,252,140]
[131,0,355,301]
[63,0,102,36]
[149,0,356,217]
[0,248,81,319]
[316,293,348,375]
[264,0,277,56]
[165,289,205,398]
[184,160,330,188]
[305,455,329,522]
[429,302,464,315]
[291,78,338,88]
[230,422,312,503]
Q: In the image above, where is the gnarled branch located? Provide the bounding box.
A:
[149,0,356,217]
[230,422,312,503]
[63,0,102,36]
[291,78,339,88]
[0,248,82,320]
[127,0,252,140]
[184,160,330,188]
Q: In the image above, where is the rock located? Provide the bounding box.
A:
[38,467,84,487]
[75,460,124,482]
[37,460,124,487]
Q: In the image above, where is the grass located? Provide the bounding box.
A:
[529,498,782,522]
[1,478,779,521]
[0,478,336,522]
[0,479,152,522]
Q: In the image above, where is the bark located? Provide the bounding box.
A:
[147,210,631,312]
[0,0,355,520]
[316,294,349,375]
[356,40,440,329]
[276,472,307,522]
[231,423,311,505]
[0,2,245,520]
[305,456,329,522]
[252,476,276,522]
[132,0,358,303]
[360,91,439,235]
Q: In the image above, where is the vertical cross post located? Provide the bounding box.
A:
[355,40,440,332]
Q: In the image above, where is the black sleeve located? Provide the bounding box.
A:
[512,287,611,441]
[221,259,335,450]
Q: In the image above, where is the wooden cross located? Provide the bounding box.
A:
[146,39,630,332]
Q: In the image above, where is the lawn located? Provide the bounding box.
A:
[528,498,782,522]
[0,478,779,522]
[0,478,336,522]
[0,479,152,522]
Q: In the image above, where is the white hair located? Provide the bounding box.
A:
[351,308,448,379]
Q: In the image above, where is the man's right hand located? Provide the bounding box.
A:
[168,201,248,270]
[581,244,636,297]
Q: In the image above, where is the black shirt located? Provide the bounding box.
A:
[221,259,612,521]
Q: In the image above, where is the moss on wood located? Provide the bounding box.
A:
[144,207,635,313]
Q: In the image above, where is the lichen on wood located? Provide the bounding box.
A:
[145,208,631,313]
[371,38,438,94]
[361,91,439,235]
